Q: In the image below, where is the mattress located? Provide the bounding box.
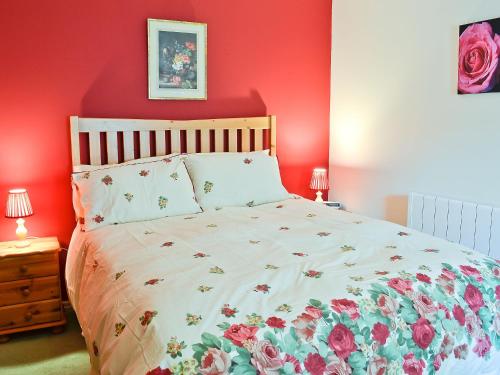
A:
[66,197,500,375]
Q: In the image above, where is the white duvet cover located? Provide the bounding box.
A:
[66,197,500,375]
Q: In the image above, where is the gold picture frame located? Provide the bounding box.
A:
[147,19,207,100]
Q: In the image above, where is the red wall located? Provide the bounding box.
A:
[0,0,331,246]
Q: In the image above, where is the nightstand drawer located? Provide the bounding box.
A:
[0,276,60,307]
[0,253,58,282]
[0,299,61,330]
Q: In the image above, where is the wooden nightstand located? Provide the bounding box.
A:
[0,237,66,343]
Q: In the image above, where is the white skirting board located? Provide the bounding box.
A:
[408,193,500,258]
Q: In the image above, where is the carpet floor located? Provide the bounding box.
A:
[0,309,90,375]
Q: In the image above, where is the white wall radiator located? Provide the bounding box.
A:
[408,193,500,258]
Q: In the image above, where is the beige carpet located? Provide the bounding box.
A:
[0,309,91,375]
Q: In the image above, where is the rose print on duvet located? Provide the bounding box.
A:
[145,258,499,374]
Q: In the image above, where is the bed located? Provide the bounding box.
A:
[66,116,500,375]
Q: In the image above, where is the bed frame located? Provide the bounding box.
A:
[70,115,276,171]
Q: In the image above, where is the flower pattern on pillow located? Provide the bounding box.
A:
[204,181,213,194]
[72,156,201,231]
[101,175,113,185]
[158,196,168,209]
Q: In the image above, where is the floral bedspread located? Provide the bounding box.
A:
[66,197,500,375]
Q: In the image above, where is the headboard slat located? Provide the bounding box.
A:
[139,131,151,158]
[155,131,166,156]
[70,115,276,171]
[123,132,134,161]
[186,129,197,153]
[241,128,250,152]
[171,129,181,154]
[254,129,263,151]
[214,129,224,152]
[89,132,101,165]
[106,132,119,164]
[228,129,238,152]
[200,129,210,153]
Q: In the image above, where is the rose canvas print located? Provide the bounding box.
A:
[458,17,500,94]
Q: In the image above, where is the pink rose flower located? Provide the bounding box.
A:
[433,353,443,371]
[460,265,483,282]
[465,313,483,339]
[367,356,387,375]
[416,273,431,284]
[437,272,455,295]
[458,22,500,94]
[327,323,357,359]
[305,306,324,319]
[304,353,326,375]
[170,76,181,86]
[371,323,390,345]
[331,298,360,320]
[292,313,317,341]
[147,367,173,375]
[377,294,400,318]
[199,348,231,375]
[496,285,500,300]
[223,324,258,347]
[266,316,286,329]
[438,303,451,319]
[454,343,469,359]
[403,353,426,375]
[411,318,435,349]
[283,354,302,374]
[464,284,485,313]
[441,269,456,280]
[493,267,500,278]
[325,355,352,375]
[453,305,465,326]
[440,334,455,357]
[250,340,283,373]
[412,292,437,320]
[473,334,492,357]
[388,277,413,295]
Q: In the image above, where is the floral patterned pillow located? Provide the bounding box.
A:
[72,155,201,231]
[184,152,291,210]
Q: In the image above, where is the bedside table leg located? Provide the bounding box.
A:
[52,325,65,335]
[0,334,10,344]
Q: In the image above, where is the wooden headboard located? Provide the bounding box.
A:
[70,115,276,171]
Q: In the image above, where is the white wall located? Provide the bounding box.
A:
[330,0,500,225]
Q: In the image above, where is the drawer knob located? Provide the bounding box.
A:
[21,287,31,297]
[24,312,33,322]
[19,265,28,273]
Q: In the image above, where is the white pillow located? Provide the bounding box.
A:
[73,154,179,173]
[184,152,290,209]
[72,155,201,231]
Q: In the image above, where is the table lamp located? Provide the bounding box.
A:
[5,188,33,248]
[309,168,329,202]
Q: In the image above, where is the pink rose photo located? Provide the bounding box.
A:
[458,18,500,94]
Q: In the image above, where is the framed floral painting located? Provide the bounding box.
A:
[148,19,207,100]
[458,17,500,94]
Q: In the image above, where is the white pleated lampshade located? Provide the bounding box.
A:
[309,168,329,190]
[5,188,33,218]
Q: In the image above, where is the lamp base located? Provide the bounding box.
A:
[315,191,324,202]
[14,218,30,248]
